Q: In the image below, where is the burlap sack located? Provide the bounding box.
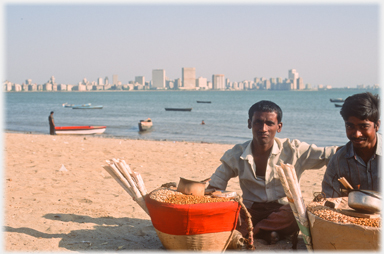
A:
[307,211,380,250]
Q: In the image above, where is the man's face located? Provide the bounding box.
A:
[248,111,282,146]
[345,116,380,151]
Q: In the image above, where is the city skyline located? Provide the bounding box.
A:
[5,67,379,92]
[3,2,381,88]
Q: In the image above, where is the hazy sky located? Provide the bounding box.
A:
[3,1,381,88]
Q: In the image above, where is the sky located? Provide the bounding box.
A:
[1,1,382,88]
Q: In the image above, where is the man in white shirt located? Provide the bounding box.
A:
[208,100,337,245]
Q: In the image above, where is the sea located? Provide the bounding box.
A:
[4,89,381,147]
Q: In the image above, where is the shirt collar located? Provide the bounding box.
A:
[241,139,280,160]
[345,132,382,158]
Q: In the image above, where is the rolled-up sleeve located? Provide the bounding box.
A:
[209,150,239,190]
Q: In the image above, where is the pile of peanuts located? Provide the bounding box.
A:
[149,188,232,205]
[307,205,380,228]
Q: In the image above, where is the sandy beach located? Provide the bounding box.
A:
[3,132,327,251]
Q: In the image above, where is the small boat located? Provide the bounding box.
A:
[197,101,211,103]
[138,118,153,131]
[72,104,103,109]
[55,125,106,135]
[330,98,344,103]
[63,103,90,108]
[165,108,192,111]
[335,104,343,107]
[62,103,74,108]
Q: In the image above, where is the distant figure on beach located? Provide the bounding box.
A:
[201,120,205,125]
[207,100,337,245]
[48,111,55,135]
[322,92,381,197]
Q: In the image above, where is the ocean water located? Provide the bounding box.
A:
[4,89,379,147]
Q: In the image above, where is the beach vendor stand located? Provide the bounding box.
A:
[102,158,255,251]
[277,163,381,251]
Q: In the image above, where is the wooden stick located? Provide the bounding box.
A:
[111,159,149,214]
[112,159,142,199]
[121,159,133,174]
[106,160,149,214]
[103,165,135,199]
[280,163,312,250]
[338,177,353,190]
[276,166,299,218]
[133,172,147,196]
[281,163,307,226]
[117,159,147,196]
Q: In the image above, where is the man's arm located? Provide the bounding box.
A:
[207,156,238,191]
[321,155,343,198]
[294,139,338,172]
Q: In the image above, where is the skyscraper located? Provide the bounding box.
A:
[112,75,118,85]
[152,69,166,89]
[182,67,196,89]
[212,74,225,89]
[98,77,103,85]
[135,76,145,86]
[297,77,305,90]
[288,69,298,90]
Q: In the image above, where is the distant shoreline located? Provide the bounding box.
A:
[3,129,227,145]
[3,87,380,93]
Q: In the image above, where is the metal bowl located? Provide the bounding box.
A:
[348,190,381,214]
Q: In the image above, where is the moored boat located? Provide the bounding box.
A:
[197,101,211,103]
[165,108,192,111]
[335,104,343,107]
[63,103,90,108]
[330,98,344,103]
[55,125,106,135]
[138,118,153,131]
[72,104,103,109]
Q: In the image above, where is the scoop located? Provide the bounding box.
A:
[177,177,211,196]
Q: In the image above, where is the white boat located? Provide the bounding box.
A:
[55,125,106,135]
[72,104,103,109]
[62,103,91,108]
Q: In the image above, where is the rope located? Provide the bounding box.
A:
[234,196,255,250]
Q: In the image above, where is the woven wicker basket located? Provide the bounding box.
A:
[155,228,234,251]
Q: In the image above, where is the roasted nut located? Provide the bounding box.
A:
[149,187,232,204]
[307,205,380,228]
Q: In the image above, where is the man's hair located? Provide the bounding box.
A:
[340,92,380,124]
[50,111,54,114]
[248,100,283,123]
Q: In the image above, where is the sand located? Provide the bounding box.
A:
[3,132,327,251]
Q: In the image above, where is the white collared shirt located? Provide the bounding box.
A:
[209,138,337,208]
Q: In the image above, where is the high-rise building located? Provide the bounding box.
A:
[288,69,299,90]
[98,77,103,86]
[135,76,145,86]
[112,75,118,85]
[212,74,225,89]
[196,77,207,89]
[152,69,166,89]
[296,77,304,90]
[288,69,298,80]
[182,67,196,89]
[104,76,109,85]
